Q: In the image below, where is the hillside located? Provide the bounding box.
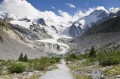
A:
[69,16,120,54]
[0,29,47,60]
[84,16,120,35]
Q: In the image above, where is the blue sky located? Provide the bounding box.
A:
[1,0,120,15]
[28,0,120,14]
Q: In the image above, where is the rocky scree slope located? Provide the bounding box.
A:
[0,26,47,60]
[68,16,120,54]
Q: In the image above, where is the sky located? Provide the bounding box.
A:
[27,0,120,15]
[0,0,120,15]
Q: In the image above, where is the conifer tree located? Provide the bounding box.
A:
[23,54,28,62]
[89,46,96,57]
[18,53,23,61]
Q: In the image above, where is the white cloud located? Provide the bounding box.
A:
[0,0,40,18]
[58,10,73,22]
[0,0,110,27]
[72,8,95,21]
[65,3,76,8]
[51,6,55,9]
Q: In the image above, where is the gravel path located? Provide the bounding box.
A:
[40,59,74,79]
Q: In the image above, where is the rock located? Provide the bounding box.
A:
[4,76,9,79]
[33,71,40,75]
[13,76,18,79]
[91,70,104,79]
[28,72,33,77]
[17,76,23,79]
[0,76,3,79]
[116,75,120,79]
[22,72,28,76]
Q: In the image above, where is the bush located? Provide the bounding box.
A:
[0,19,8,30]
[28,57,60,70]
[1,60,14,67]
[66,53,80,61]
[65,53,89,62]
[51,57,60,63]
[8,62,26,73]
[97,51,120,66]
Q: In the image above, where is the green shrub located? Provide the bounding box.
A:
[0,19,8,30]
[8,62,26,73]
[65,53,90,62]
[66,53,80,61]
[97,51,120,66]
[1,60,14,67]
[51,57,60,63]
[28,57,59,70]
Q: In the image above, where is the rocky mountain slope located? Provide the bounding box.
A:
[0,27,47,60]
[69,16,120,54]
[0,18,70,60]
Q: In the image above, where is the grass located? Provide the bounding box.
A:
[66,50,120,79]
[68,64,79,70]
[0,57,61,79]
[0,72,42,79]
[104,65,120,76]
[75,74,92,79]
[1,74,14,79]
[81,59,95,66]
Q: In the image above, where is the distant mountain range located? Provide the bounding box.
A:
[0,0,120,59]
[0,0,120,38]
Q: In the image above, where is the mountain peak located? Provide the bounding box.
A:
[109,7,120,13]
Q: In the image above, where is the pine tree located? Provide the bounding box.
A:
[18,53,23,61]
[23,54,28,62]
[89,46,96,57]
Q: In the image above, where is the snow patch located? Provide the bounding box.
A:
[10,20,32,28]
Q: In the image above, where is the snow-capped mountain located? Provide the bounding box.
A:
[69,7,120,37]
[0,0,74,39]
[69,8,110,37]
[0,0,120,38]
[0,0,73,56]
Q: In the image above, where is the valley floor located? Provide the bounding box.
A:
[68,59,120,79]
